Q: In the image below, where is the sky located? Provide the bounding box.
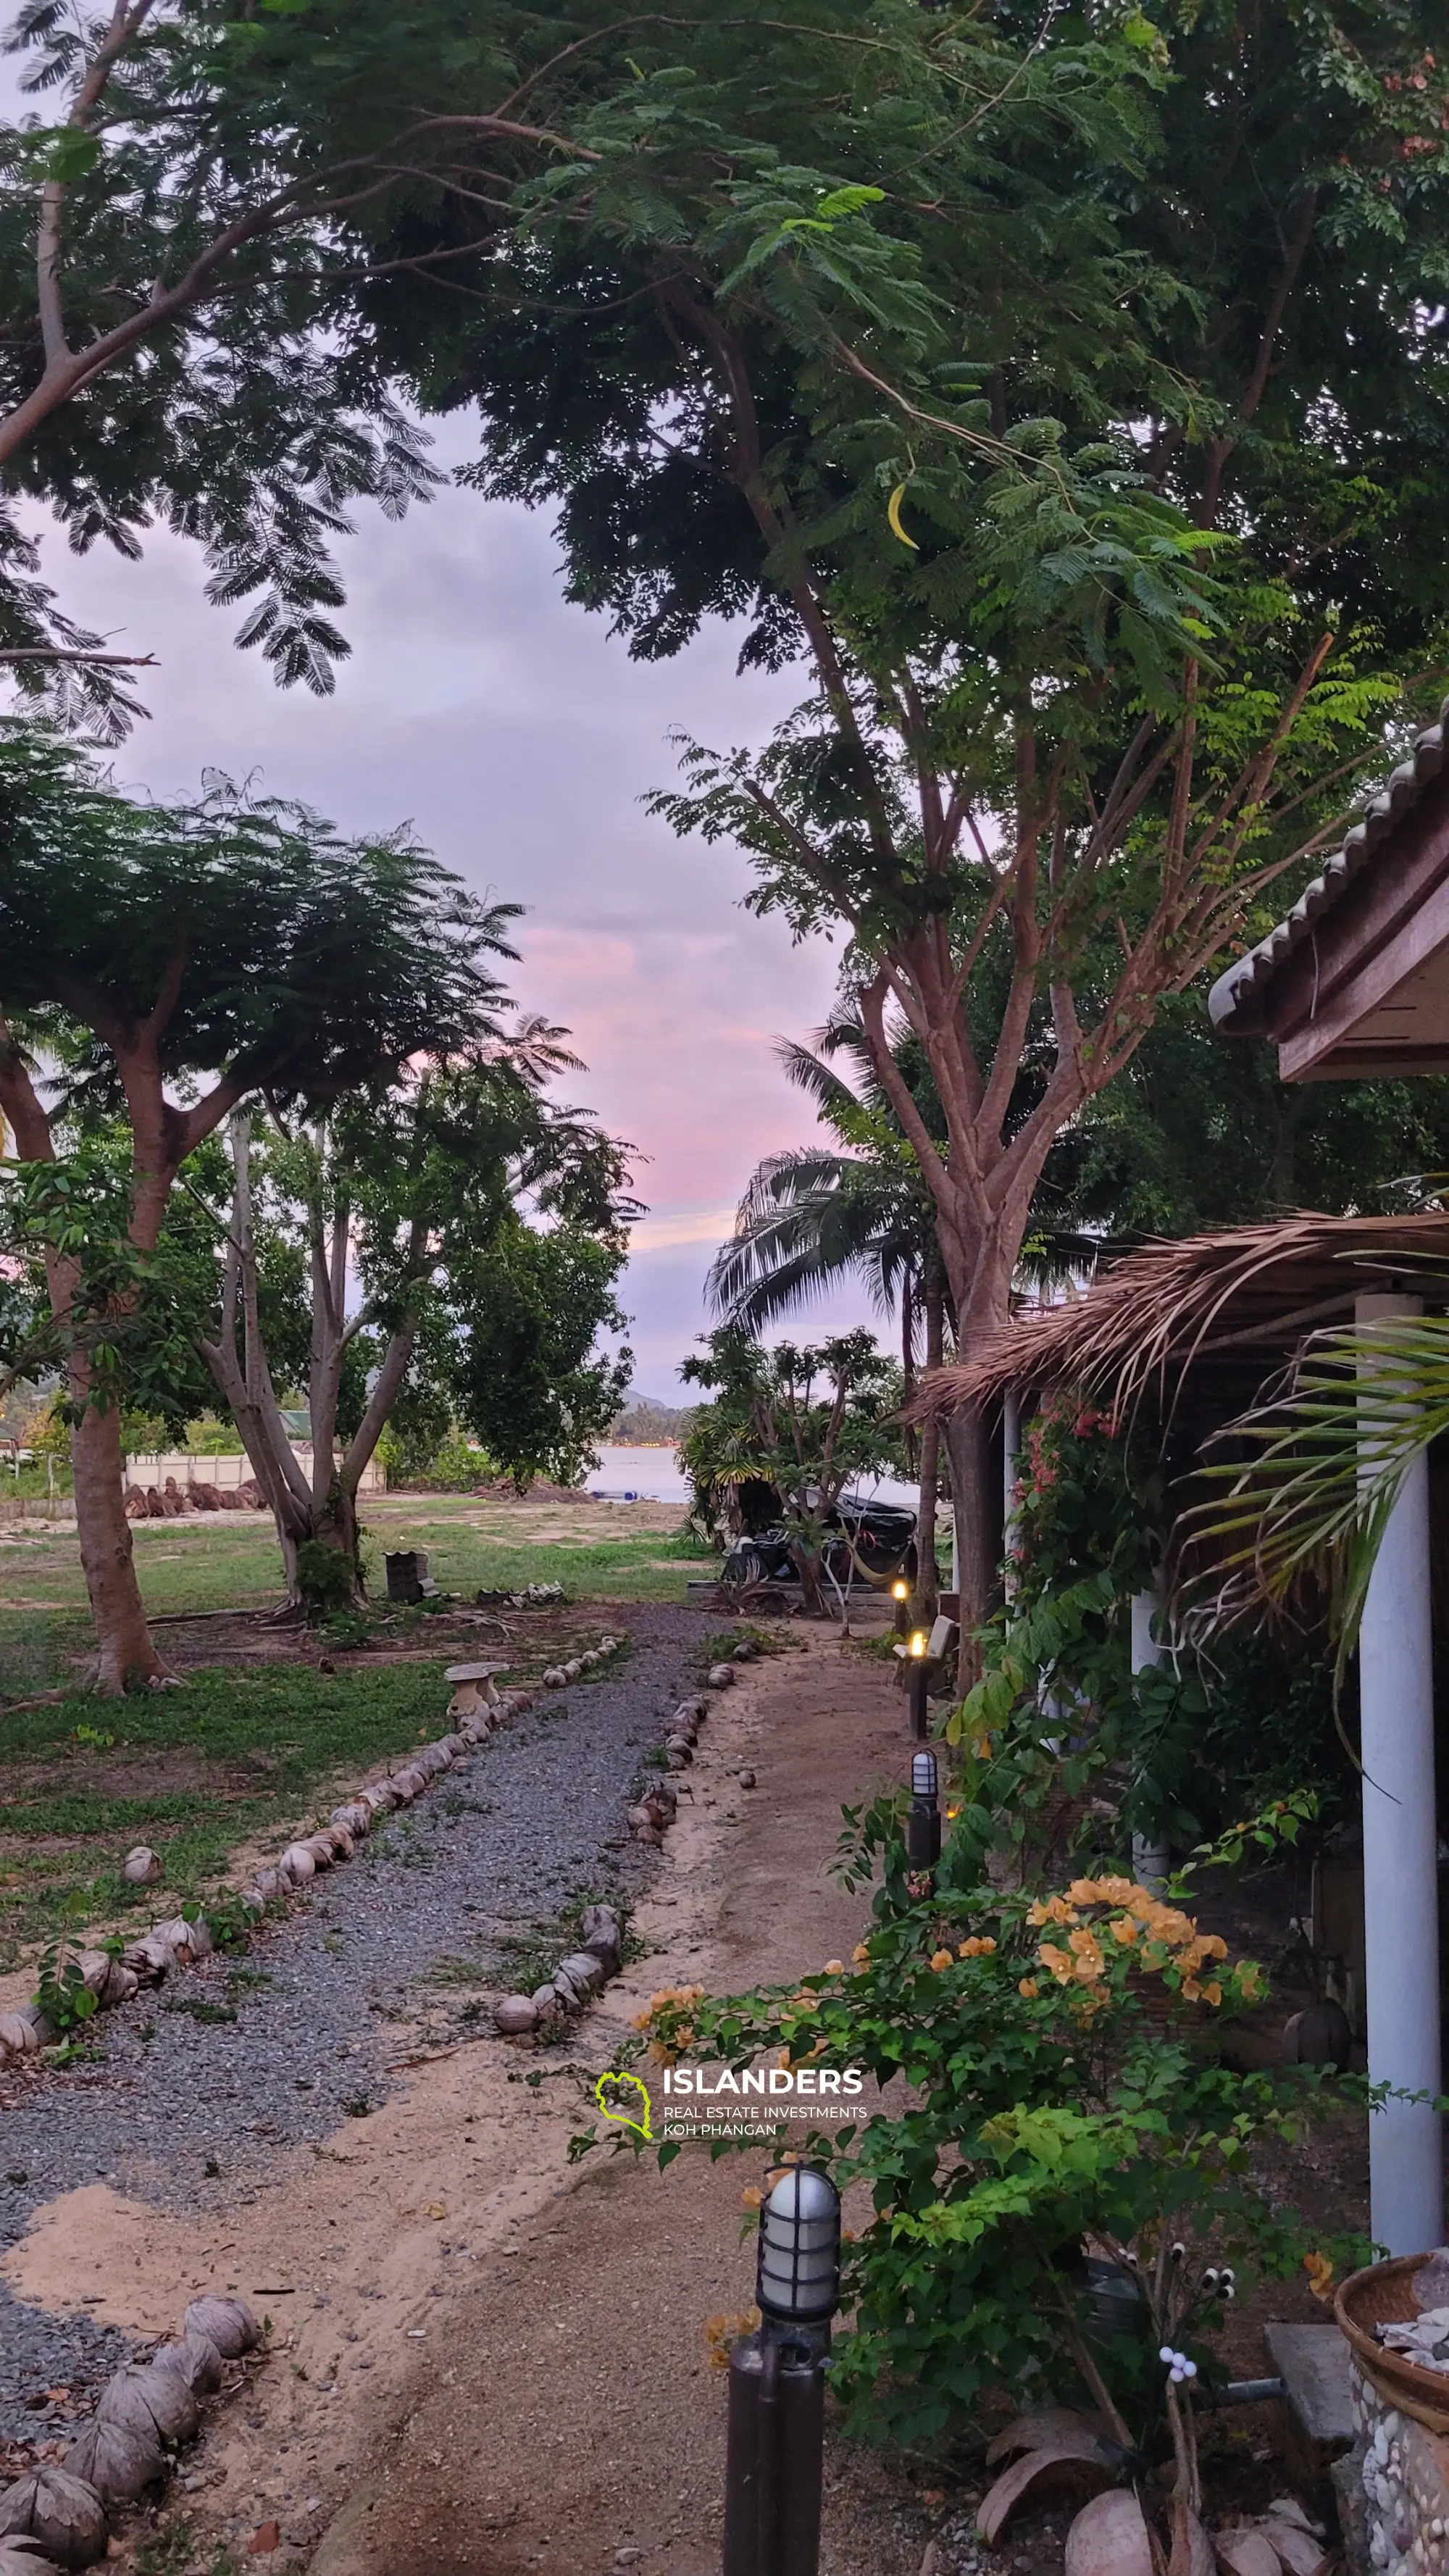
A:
[20,430,876,1397]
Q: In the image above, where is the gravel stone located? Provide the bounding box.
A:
[0,1604,729,2441]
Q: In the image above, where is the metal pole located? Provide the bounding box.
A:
[1357,1290,1442,2254]
[908,1664,929,1739]
[1129,1566,1169,1893]
[1003,1388,1021,1601]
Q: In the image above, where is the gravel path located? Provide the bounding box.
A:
[0,1603,725,2444]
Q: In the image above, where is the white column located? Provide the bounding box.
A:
[1358,1291,1442,2256]
[1003,1390,1022,1601]
[1131,1567,1170,1893]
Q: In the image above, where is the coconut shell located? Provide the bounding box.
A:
[121,1934,175,1983]
[0,2012,41,2057]
[96,2359,199,2446]
[183,2294,260,2358]
[121,1847,163,1887]
[301,1835,335,1870]
[154,2331,224,2396]
[280,1845,316,1885]
[322,1825,355,1861]
[149,1918,198,1965]
[251,1865,285,1901]
[0,2468,109,2569]
[63,2417,163,2506]
[0,2543,66,2576]
[1064,2492,1155,2576]
[493,1995,538,2035]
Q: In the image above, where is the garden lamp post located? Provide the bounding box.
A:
[906,1748,940,1892]
[906,1629,930,1738]
[891,1575,910,1637]
[724,2167,843,2576]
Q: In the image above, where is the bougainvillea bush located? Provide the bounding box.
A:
[612,1864,1367,2454]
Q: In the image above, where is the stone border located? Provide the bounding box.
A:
[0,2295,264,2569]
[0,1639,627,2067]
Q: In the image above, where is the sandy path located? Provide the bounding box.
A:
[3,1622,966,2575]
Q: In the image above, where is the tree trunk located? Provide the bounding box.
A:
[70,1390,172,1693]
[943,1404,999,1670]
[914,1274,945,1617]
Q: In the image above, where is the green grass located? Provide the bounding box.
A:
[0,1656,473,1962]
[0,1493,716,1701]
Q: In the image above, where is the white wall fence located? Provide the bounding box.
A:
[125,1448,383,1496]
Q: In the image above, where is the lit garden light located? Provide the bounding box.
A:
[724,2168,843,2576]
[907,1747,941,1883]
[891,1575,910,1637]
[907,1627,930,1739]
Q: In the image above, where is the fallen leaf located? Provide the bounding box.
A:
[1258,2522,1328,2576]
[425,2203,447,2220]
[1066,2490,1155,2576]
[1214,2532,1283,2576]
[246,2523,280,2556]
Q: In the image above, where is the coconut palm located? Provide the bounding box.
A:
[709,1013,951,1603]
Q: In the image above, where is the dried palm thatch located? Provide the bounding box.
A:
[909,1212,1449,1424]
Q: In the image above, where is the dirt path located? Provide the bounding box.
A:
[3,1620,980,2576]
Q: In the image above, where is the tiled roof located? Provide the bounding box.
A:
[1207,698,1449,1033]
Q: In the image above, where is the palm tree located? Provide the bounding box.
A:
[709,1013,951,1604]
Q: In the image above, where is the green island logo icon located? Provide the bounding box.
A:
[596,2069,653,2141]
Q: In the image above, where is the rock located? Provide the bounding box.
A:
[244,2524,280,2556]
[706,1664,735,1688]
[121,1848,162,1888]
[738,1770,757,1788]
[493,1996,538,2035]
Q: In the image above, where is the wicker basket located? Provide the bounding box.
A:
[1335,2254,1449,2433]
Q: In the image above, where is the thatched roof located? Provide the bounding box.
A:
[912,1212,1449,1420]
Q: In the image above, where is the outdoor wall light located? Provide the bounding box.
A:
[725,2166,843,2575]
[756,2165,843,2329]
[907,1748,941,1876]
[908,1627,927,1657]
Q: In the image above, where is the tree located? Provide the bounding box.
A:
[201,1038,632,1601]
[680,1324,901,1616]
[0,729,514,1687]
[1040,993,1449,1240]
[709,1010,950,1602]
[394,0,1449,1635]
[0,0,693,724]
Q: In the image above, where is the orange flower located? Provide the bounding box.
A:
[1018,1977,1040,1998]
[823,1959,844,1976]
[740,2186,763,2209]
[1108,1914,1140,1946]
[1038,1942,1076,1985]
[958,1935,997,1958]
[1202,1981,1224,2009]
[852,1943,872,1967]
[930,1948,955,1972]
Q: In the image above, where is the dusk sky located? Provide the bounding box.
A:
[20,428,875,1397]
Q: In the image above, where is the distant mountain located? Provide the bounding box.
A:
[611,1393,694,1446]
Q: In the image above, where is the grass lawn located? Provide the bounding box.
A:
[0,1490,715,1702]
[0,1490,719,1973]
